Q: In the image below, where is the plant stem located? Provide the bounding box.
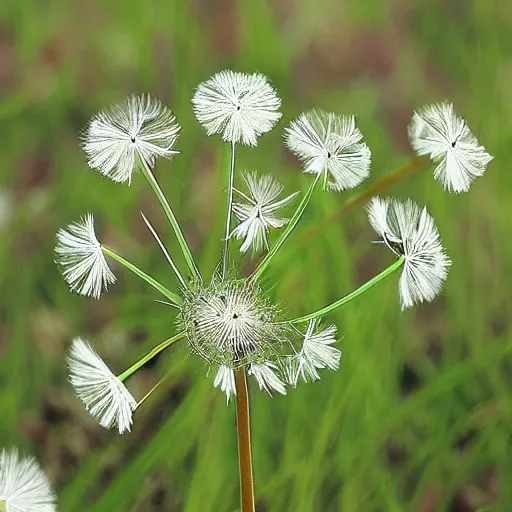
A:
[299,156,428,248]
[118,332,185,382]
[222,141,236,279]
[102,246,183,306]
[251,172,321,281]
[235,368,255,512]
[139,157,201,282]
[288,257,404,324]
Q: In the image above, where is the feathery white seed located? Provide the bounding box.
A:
[231,172,298,254]
[0,448,56,512]
[192,70,281,146]
[83,94,180,184]
[285,110,371,191]
[55,213,116,299]
[408,102,493,193]
[67,338,137,434]
[367,197,451,309]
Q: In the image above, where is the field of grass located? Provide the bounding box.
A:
[2,0,512,510]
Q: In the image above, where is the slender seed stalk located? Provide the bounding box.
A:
[118,332,186,382]
[222,141,236,279]
[140,211,187,288]
[299,156,428,248]
[251,172,322,281]
[235,368,255,512]
[139,157,202,282]
[102,246,183,306]
[287,257,405,324]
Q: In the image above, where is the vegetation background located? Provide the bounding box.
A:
[2,0,511,510]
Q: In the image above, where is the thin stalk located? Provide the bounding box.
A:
[299,156,428,248]
[288,257,404,324]
[222,141,236,279]
[139,157,201,282]
[102,246,183,306]
[235,368,255,512]
[140,211,187,288]
[118,332,185,382]
[251,172,322,281]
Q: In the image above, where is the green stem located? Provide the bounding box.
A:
[102,246,183,306]
[222,141,236,279]
[139,157,201,282]
[118,332,185,382]
[288,257,404,324]
[251,173,321,281]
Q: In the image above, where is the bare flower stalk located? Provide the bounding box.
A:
[223,141,236,279]
[235,368,255,512]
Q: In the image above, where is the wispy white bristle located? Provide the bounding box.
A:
[213,365,236,403]
[286,321,341,385]
[83,94,180,184]
[408,102,493,193]
[192,70,281,146]
[248,362,286,396]
[367,197,451,309]
[231,172,298,254]
[285,110,371,191]
[67,338,137,434]
[55,213,116,299]
[0,448,56,511]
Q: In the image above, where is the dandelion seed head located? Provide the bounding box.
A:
[0,448,56,512]
[192,70,282,146]
[55,213,116,299]
[83,94,180,184]
[284,109,371,191]
[181,279,285,368]
[408,102,493,193]
[367,197,451,309]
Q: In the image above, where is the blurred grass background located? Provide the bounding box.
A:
[2,0,512,510]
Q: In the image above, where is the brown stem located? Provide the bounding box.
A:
[235,368,255,512]
[298,155,429,248]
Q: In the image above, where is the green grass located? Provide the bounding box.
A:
[2,0,512,510]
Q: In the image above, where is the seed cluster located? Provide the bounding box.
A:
[180,279,284,368]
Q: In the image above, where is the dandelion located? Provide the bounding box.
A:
[55,214,116,299]
[367,197,451,309]
[285,110,371,191]
[192,70,281,147]
[54,78,482,511]
[408,102,493,193]
[231,172,298,254]
[0,448,56,512]
[83,94,180,184]
[286,321,341,385]
[68,338,138,434]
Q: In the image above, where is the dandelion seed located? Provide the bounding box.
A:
[192,70,281,146]
[0,448,56,512]
[285,110,371,191]
[231,172,298,254]
[68,338,137,434]
[367,197,451,309]
[408,102,493,193]
[83,94,180,184]
[248,362,286,396]
[213,365,236,403]
[286,321,341,385]
[55,214,116,299]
